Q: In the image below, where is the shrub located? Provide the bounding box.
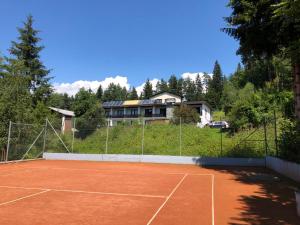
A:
[278,119,300,163]
[172,104,200,124]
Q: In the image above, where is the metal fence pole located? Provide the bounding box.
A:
[71,118,76,153]
[42,119,48,154]
[273,110,278,156]
[141,118,145,156]
[105,119,109,154]
[6,121,12,162]
[263,118,268,157]
[220,116,223,157]
[179,117,182,156]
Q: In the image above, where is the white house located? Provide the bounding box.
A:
[103,92,212,127]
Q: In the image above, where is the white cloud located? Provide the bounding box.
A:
[181,72,212,81]
[53,72,211,96]
[136,78,159,95]
[53,75,130,96]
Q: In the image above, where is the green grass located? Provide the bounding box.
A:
[43,123,276,158]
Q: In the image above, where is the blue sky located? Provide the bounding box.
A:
[1,0,240,94]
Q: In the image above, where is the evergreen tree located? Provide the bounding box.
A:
[8,15,52,105]
[206,61,224,109]
[96,85,103,100]
[72,88,105,138]
[230,63,247,89]
[224,0,300,118]
[102,83,127,101]
[195,74,204,100]
[128,87,138,100]
[183,77,196,101]
[156,79,169,93]
[177,78,184,98]
[202,72,211,93]
[168,75,178,95]
[143,79,153,99]
[121,87,128,100]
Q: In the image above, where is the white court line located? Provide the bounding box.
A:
[0,185,166,199]
[145,173,215,225]
[211,174,215,225]
[10,166,186,176]
[14,165,215,177]
[146,173,188,225]
[0,189,50,207]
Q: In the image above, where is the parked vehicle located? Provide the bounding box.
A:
[209,121,229,128]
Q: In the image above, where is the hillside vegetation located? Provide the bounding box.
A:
[46,124,276,158]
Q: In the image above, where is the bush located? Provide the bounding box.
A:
[172,104,200,124]
[278,119,300,163]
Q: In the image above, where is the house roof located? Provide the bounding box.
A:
[49,107,75,117]
[150,92,181,99]
[123,100,139,106]
[182,101,212,110]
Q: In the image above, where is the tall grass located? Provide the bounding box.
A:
[43,123,276,158]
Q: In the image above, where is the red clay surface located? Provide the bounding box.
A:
[0,160,299,225]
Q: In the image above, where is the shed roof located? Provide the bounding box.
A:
[49,107,75,117]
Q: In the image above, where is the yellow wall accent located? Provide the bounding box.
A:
[123,100,139,106]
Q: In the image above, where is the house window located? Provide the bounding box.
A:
[165,98,176,103]
[154,99,162,104]
[196,105,202,116]
[129,108,138,115]
[117,110,123,116]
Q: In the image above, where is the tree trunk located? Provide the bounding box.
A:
[294,63,300,119]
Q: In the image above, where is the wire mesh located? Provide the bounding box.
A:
[143,119,180,156]
[106,119,143,154]
[7,122,45,161]
[5,114,278,159]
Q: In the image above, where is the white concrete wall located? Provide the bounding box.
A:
[43,153,265,166]
[198,104,211,127]
[150,93,181,103]
[266,156,300,183]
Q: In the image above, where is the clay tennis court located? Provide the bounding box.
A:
[0,160,298,225]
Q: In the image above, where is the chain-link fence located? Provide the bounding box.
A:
[2,114,279,162]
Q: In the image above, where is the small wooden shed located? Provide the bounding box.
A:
[49,107,75,134]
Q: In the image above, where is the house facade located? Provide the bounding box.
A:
[103,92,212,127]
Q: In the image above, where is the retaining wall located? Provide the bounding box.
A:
[43,153,265,166]
[266,156,300,183]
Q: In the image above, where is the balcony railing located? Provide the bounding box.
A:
[106,114,166,118]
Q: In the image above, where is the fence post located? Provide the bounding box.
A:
[42,119,48,154]
[141,118,145,156]
[105,119,109,154]
[220,117,223,157]
[179,117,182,156]
[71,118,76,153]
[6,121,12,162]
[263,118,268,157]
[273,110,278,157]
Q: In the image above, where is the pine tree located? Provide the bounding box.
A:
[96,85,103,100]
[8,15,52,105]
[121,87,128,100]
[102,83,127,101]
[156,79,169,93]
[195,74,204,100]
[177,78,184,98]
[128,87,138,100]
[206,61,224,109]
[143,79,153,99]
[168,75,178,95]
[183,77,196,101]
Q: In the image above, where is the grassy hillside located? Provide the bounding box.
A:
[45,123,276,158]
